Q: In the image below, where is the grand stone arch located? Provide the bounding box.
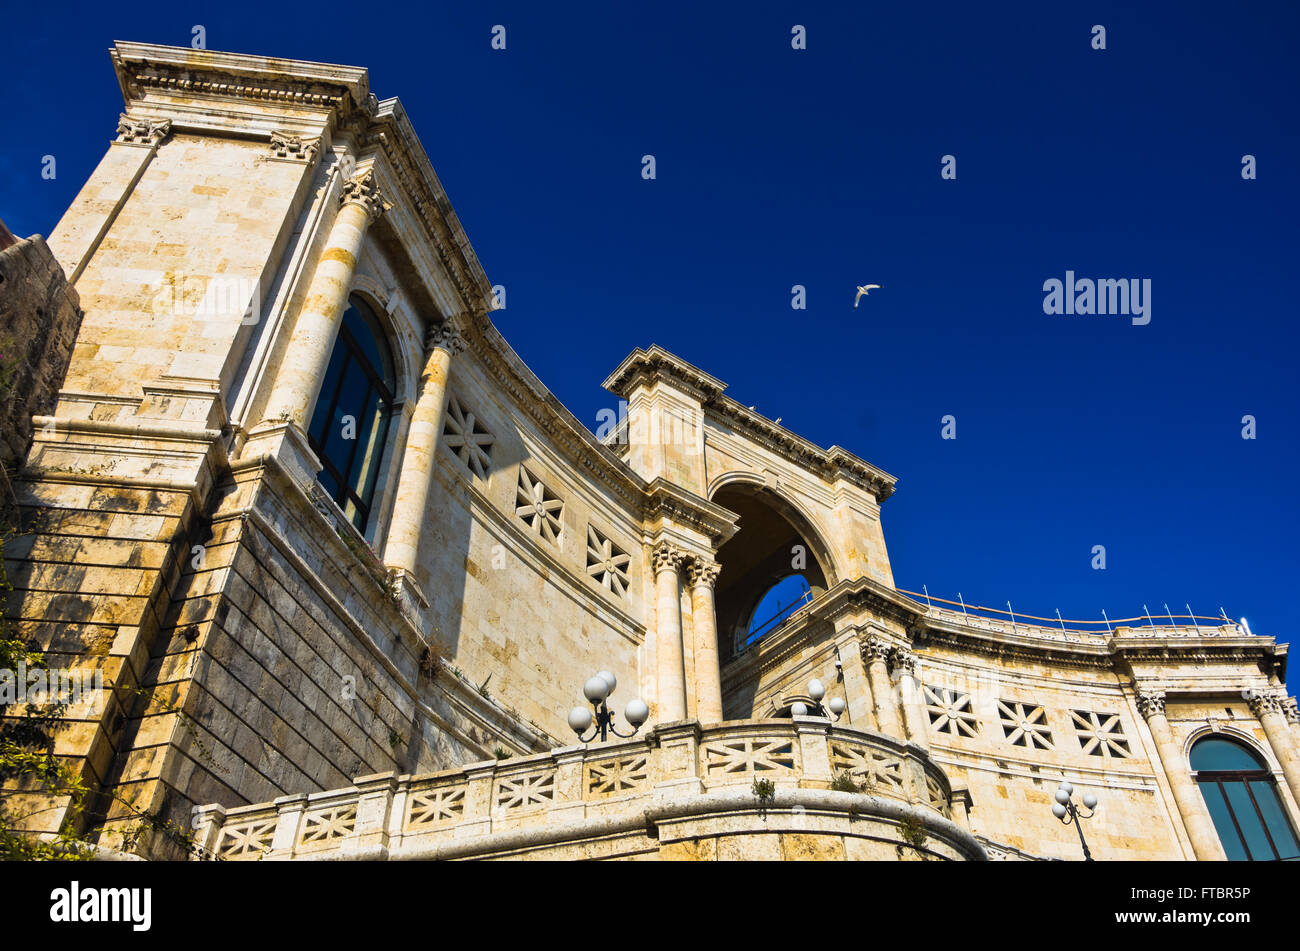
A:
[709,478,838,660]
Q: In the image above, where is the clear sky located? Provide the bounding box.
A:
[2,2,1296,685]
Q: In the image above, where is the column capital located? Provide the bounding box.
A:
[1246,689,1285,719]
[116,112,171,146]
[426,320,466,356]
[888,646,917,677]
[341,169,392,223]
[685,559,720,589]
[1283,696,1299,726]
[1135,689,1167,721]
[269,131,320,163]
[652,542,683,576]
[862,636,892,665]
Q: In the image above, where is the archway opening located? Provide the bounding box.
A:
[1191,736,1300,861]
[711,483,834,663]
[745,575,813,646]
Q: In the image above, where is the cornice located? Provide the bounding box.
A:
[723,577,923,683]
[603,345,897,502]
[602,345,727,402]
[459,317,649,512]
[1110,635,1284,678]
[108,44,493,319]
[642,478,739,549]
[920,618,1116,671]
[369,97,495,315]
[111,41,370,118]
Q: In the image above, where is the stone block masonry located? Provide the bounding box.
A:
[0,229,83,469]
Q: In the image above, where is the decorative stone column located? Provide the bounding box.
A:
[653,543,688,723]
[891,648,929,749]
[263,168,391,428]
[1285,697,1300,749]
[384,321,465,578]
[687,559,724,724]
[1247,690,1300,809]
[1136,691,1225,861]
[863,637,902,739]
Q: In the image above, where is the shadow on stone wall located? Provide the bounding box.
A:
[0,222,83,471]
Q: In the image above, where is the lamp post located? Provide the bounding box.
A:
[790,678,847,721]
[1051,780,1099,861]
[567,671,649,743]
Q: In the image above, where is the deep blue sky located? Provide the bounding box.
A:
[2,2,1296,684]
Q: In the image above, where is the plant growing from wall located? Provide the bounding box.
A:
[751,776,776,816]
[831,770,872,793]
[897,812,929,860]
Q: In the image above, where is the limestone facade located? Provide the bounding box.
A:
[2,42,1295,861]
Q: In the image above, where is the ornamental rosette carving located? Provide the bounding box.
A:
[651,543,683,576]
[340,169,392,222]
[686,559,720,589]
[426,320,466,355]
[269,131,320,162]
[1134,690,1166,721]
[116,113,171,146]
[1245,690,1284,719]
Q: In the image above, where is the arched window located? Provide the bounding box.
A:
[1191,736,1300,861]
[307,295,396,533]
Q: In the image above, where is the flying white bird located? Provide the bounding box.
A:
[854,285,881,308]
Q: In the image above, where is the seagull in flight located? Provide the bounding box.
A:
[854,285,881,308]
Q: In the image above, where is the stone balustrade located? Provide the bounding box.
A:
[191,718,983,861]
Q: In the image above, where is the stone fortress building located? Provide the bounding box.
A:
[4,42,1298,861]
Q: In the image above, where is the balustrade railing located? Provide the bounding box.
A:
[191,719,960,860]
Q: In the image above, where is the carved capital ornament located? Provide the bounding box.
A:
[651,543,683,576]
[341,169,392,223]
[269,131,320,162]
[116,113,171,146]
[862,637,892,665]
[1246,690,1285,719]
[1134,690,1167,721]
[426,320,466,356]
[686,560,721,589]
[889,647,918,677]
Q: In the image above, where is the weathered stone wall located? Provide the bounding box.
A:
[83,454,551,856]
[0,233,82,468]
[719,606,1299,861]
[913,645,1185,860]
[6,462,210,841]
[49,133,311,398]
[414,348,648,737]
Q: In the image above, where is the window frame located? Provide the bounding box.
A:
[1192,738,1300,861]
[307,295,397,533]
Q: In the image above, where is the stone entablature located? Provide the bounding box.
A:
[191,719,982,861]
[602,345,897,502]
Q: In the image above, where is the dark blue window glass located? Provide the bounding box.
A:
[307,296,396,533]
[1192,736,1300,861]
